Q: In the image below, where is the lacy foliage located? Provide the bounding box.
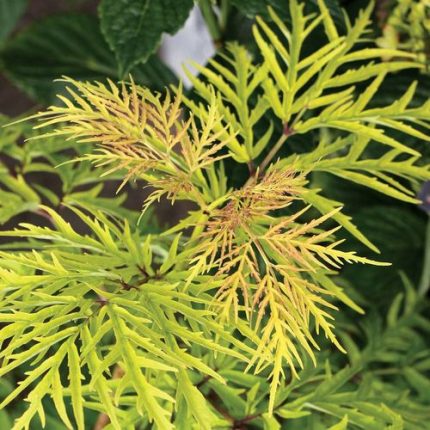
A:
[1,0,430,428]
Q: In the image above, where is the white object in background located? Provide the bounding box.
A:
[159,5,215,88]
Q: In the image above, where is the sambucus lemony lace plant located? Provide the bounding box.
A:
[1,0,430,428]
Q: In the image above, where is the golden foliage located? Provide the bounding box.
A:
[26,74,392,414]
[188,166,386,411]
[3,0,430,427]
[30,77,234,207]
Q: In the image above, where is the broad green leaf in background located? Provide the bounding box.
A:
[99,0,194,76]
[230,0,344,26]
[0,0,27,42]
[0,14,176,104]
[230,0,284,18]
[342,205,426,302]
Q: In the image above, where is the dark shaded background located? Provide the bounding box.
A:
[0,0,100,116]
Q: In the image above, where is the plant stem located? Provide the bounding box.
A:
[418,214,430,296]
[259,134,288,172]
[220,0,230,31]
[243,133,288,186]
[199,0,222,47]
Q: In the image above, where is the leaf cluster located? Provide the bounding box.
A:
[0,1,430,429]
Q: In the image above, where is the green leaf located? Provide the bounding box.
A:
[0,172,40,224]
[303,188,378,253]
[1,14,176,104]
[276,409,310,419]
[230,0,278,18]
[81,326,121,430]
[64,185,137,222]
[0,0,27,42]
[207,380,247,417]
[108,308,174,429]
[342,205,425,300]
[328,415,348,430]
[230,0,344,26]
[0,410,12,429]
[403,367,430,401]
[0,378,13,398]
[176,370,218,430]
[0,115,27,151]
[160,234,181,274]
[68,343,85,430]
[99,0,194,76]
[262,412,281,430]
[52,370,72,429]
[184,43,270,162]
